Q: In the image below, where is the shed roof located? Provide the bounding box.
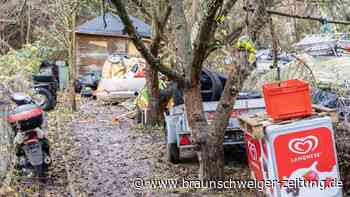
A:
[76,12,151,38]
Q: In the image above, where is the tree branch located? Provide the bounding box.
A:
[172,0,193,85]
[245,7,350,25]
[202,0,241,59]
[210,0,275,147]
[110,0,185,85]
[205,25,243,58]
[0,38,14,51]
[0,19,16,23]
[129,0,152,20]
[160,5,172,28]
[150,5,172,55]
[191,0,225,84]
[209,50,252,144]
[220,0,238,18]
[247,0,274,41]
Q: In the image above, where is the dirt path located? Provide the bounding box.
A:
[64,100,158,196]
[61,99,262,197]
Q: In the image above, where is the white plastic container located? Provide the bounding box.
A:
[245,116,342,197]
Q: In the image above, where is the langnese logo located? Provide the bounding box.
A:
[248,141,257,160]
[288,136,318,155]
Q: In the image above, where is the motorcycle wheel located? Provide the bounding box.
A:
[33,87,56,111]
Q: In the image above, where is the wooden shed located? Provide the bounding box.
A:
[75,12,151,75]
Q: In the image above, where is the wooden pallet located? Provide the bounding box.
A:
[238,104,338,139]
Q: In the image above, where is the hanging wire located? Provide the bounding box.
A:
[102,0,107,28]
[269,16,280,80]
[244,0,249,34]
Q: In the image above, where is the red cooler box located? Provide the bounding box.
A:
[244,116,342,197]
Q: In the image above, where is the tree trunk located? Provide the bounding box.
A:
[207,51,251,179]
[183,84,210,179]
[144,1,164,126]
[111,0,273,182]
[201,142,225,179]
[26,1,31,44]
[184,83,225,180]
[144,64,162,125]
[69,12,77,111]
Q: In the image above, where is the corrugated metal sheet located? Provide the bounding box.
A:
[76,12,151,38]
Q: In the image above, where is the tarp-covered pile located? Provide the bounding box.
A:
[244,53,350,91]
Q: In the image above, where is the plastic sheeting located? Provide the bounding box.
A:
[312,88,338,108]
[244,53,350,91]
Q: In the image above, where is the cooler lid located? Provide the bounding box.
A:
[265,116,333,138]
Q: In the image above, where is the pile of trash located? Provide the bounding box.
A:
[244,34,350,124]
[294,33,350,56]
[75,55,147,102]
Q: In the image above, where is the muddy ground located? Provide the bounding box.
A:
[2,97,350,196]
[61,99,261,197]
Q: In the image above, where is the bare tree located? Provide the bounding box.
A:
[110,0,274,180]
[143,1,171,125]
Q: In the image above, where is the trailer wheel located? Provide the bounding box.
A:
[167,143,180,164]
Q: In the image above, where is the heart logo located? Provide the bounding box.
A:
[288,136,318,155]
[248,142,257,160]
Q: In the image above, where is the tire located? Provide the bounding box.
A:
[136,108,143,124]
[33,88,56,111]
[201,69,224,101]
[210,73,224,101]
[74,80,83,93]
[203,69,223,101]
[33,74,54,82]
[164,121,168,143]
[167,143,180,164]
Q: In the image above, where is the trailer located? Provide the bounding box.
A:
[164,92,265,163]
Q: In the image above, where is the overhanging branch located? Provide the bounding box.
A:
[150,5,172,54]
[191,0,224,83]
[129,0,152,20]
[245,7,350,25]
[110,0,186,85]
[206,25,243,58]
[220,0,238,19]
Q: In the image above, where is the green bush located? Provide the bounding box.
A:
[0,42,55,92]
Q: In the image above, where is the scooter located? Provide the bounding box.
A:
[7,92,51,178]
